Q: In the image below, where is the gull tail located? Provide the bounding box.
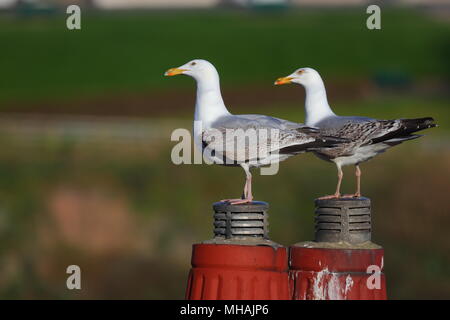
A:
[370,117,437,145]
[279,135,348,154]
[400,117,437,133]
[383,134,422,146]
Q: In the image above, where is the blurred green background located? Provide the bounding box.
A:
[0,4,449,299]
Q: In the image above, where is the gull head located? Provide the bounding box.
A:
[164,59,218,81]
[274,67,322,87]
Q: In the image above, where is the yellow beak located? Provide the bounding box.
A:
[164,68,187,76]
[274,76,293,85]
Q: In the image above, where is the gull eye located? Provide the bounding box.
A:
[191,62,197,66]
[297,70,304,75]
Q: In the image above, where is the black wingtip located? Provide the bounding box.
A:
[401,117,437,133]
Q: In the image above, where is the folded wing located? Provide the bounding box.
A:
[316,116,436,147]
[203,114,346,165]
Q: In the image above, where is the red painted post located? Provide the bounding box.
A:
[185,201,290,300]
[289,197,387,300]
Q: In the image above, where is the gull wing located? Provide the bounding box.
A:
[202,114,344,164]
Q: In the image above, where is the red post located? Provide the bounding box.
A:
[185,201,290,300]
[289,197,387,300]
[186,244,289,300]
[289,246,386,300]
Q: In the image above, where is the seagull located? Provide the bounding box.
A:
[165,60,346,204]
[275,67,437,199]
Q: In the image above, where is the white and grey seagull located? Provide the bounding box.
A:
[275,67,437,199]
[165,59,345,204]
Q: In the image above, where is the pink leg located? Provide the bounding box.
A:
[318,166,343,200]
[227,176,253,204]
[343,165,362,198]
[355,165,362,197]
[226,166,253,205]
[220,198,244,203]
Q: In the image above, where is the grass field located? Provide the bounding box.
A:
[0,8,449,103]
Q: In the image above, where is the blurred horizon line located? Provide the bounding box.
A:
[1,0,450,13]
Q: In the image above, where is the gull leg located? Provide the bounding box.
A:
[318,165,343,200]
[226,165,253,205]
[354,164,362,197]
[246,171,253,200]
[343,164,362,198]
[243,176,249,199]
